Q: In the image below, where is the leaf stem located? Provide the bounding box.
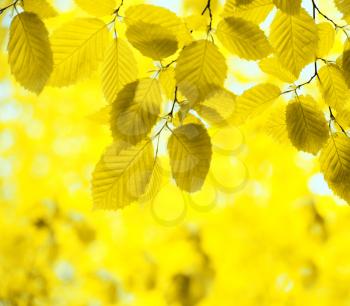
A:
[202,0,213,34]
[0,0,20,15]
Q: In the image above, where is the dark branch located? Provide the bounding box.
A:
[202,0,213,34]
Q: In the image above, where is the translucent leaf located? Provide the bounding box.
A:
[8,12,53,94]
[264,103,290,144]
[194,88,236,127]
[22,0,57,19]
[92,139,154,210]
[102,38,138,104]
[110,78,162,144]
[259,56,297,83]
[222,0,274,24]
[342,39,350,87]
[75,0,116,17]
[320,133,350,202]
[168,123,212,192]
[159,67,176,100]
[318,63,350,111]
[231,83,281,125]
[175,40,227,103]
[126,22,178,60]
[125,4,191,46]
[269,9,318,78]
[273,0,301,15]
[286,95,329,154]
[316,22,336,58]
[140,159,163,203]
[335,0,350,18]
[49,18,109,87]
[216,17,272,60]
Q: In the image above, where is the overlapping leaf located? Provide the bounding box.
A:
[316,22,336,58]
[75,0,116,17]
[8,12,53,94]
[273,0,301,14]
[259,57,297,83]
[22,0,57,19]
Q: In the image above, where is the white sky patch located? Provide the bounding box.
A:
[147,0,181,14]
[308,173,332,196]
[54,0,73,12]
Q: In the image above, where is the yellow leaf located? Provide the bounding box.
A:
[110,78,162,144]
[318,63,350,111]
[49,18,109,87]
[175,40,227,103]
[269,9,318,78]
[140,159,163,203]
[159,67,177,100]
[335,0,350,18]
[320,133,350,203]
[273,0,301,15]
[286,95,329,154]
[22,0,57,19]
[342,39,350,87]
[194,88,236,127]
[264,103,290,144]
[8,12,53,94]
[75,0,116,17]
[222,0,274,24]
[168,123,212,192]
[126,22,178,60]
[216,17,271,60]
[259,56,297,83]
[102,38,138,104]
[316,22,336,58]
[232,83,281,124]
[92,139,154,210]
[125,4,191,46]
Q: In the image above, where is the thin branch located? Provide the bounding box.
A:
[202,0,213,34]
[0,0,20,14]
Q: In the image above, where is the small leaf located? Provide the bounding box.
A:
[126,22,178,60]
[168,123,212,192]
[231,83,281,124]
[273,0,301,15]
[92,139,155,210]
[102,38,138,104]
[269,9,318,78]
[49,18,109,87]
[110,79,162,144]
[8,12,53,94]
[216,17,272,60]
[175,39,227,103]
[318,63,350,111]
[320,133,350,202]
[316,22,336,58]
[286,95,329,154]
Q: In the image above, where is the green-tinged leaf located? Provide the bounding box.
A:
[110,78,162,144]
[269,9,318,78]
[316,22,336,58]
[264,103,290,144]
[222,0,274,24]
[318,63,350,111]
[102,38,138,104]
[231,83,281,124]
[168,123,212,192]
[125,4,191,45]
[8,12,53,94]
[126,22,178,60]
[22,0,58,18]
[75,0,115,17]
[273,0,301,14]
[194,88,236,127]
[286,95,329,154]
[216,17,271,60]
[92,139,154,210]
[175,40,227,103]
[49,18,109,87]
[259,56,297,83]
[320,133,350,202]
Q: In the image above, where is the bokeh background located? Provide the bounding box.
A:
[1,0,350,305]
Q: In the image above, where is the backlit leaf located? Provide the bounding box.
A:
[273,0,301,14]
[316,22,336,58]
[22,0,57,19]
[75,0,116,17]
[259,56,297,83]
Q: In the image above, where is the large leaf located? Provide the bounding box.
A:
[273,0,301,14]
[318,63,350,111]
[126,21,178,60]
[222,0,274,24]
[269,9,318,77]
[110,78,162,144]
[168,124,212,192]
[92,139,154,210]
[175,39,227,103]
[286,95,329,154]
[49,18,109,87]
[320,133,350,202]
[22,0,57,19]
[216,17,272,60]
[102,38,138,104]
[75,0,116,17]
[8,12,53,94]
[259,56,297,83]
[316,22,336,58]
[231,83,281,124]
